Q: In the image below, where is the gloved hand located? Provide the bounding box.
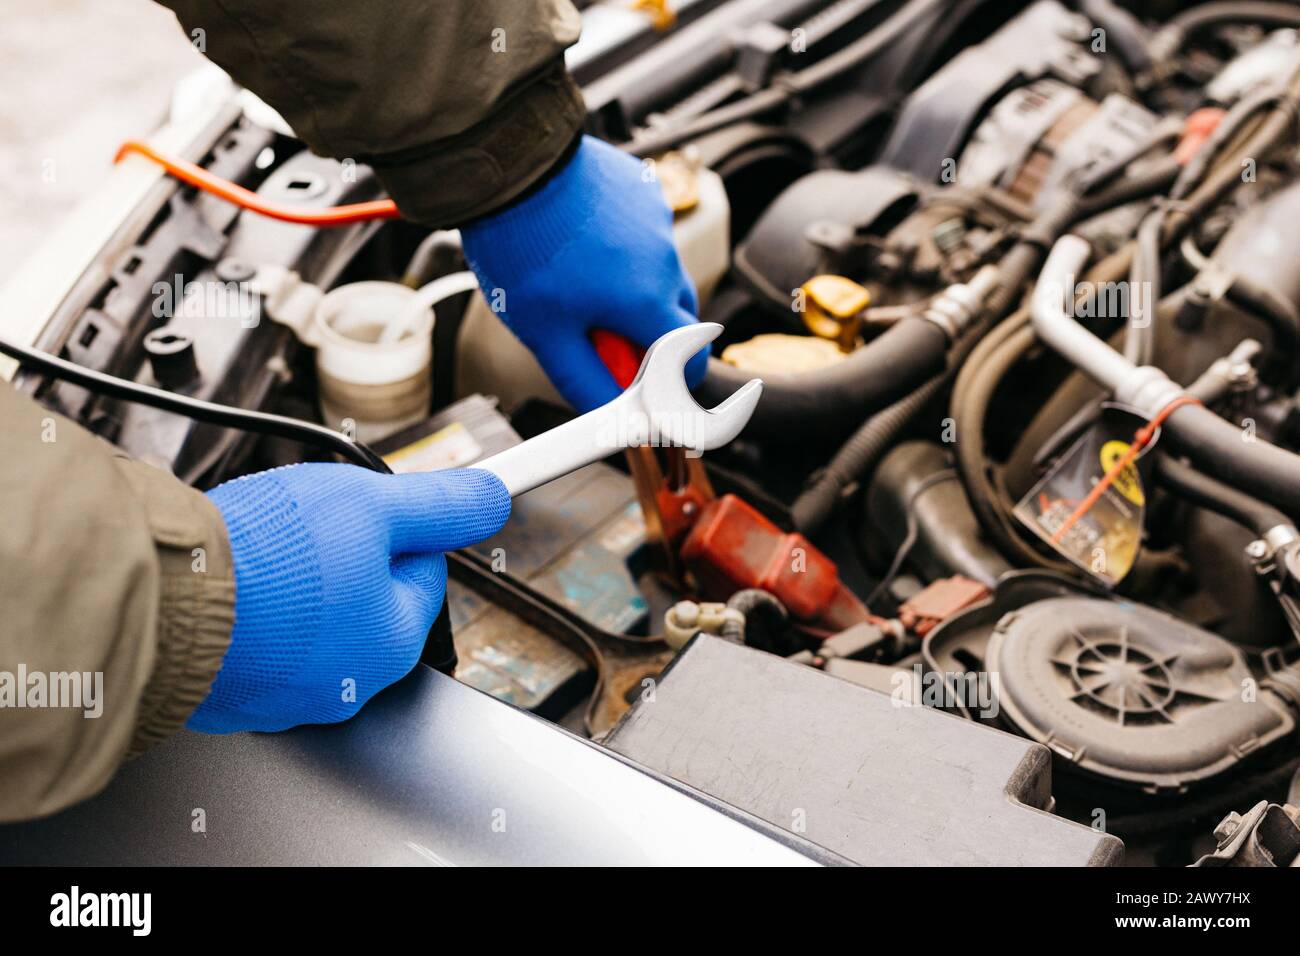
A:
[461,135,706,412]
[188,464,510,734]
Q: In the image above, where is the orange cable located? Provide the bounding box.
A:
[115,140,401,226]
[1050,395,1203,544]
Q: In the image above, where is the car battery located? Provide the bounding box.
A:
[377,395,654,711]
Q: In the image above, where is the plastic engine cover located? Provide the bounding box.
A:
[605,635,1123,865]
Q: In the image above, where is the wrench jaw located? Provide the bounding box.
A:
[632,323,764,454]
[476,323,763,497]
[689,377,763,451]
[629,321,723,388]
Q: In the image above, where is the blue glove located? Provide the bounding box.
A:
[461,135,706,413]
[189,464,510,734]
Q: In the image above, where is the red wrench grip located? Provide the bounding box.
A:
[591,329,645,390]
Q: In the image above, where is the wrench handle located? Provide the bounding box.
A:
[478,333,643,497]
[474,409,614,497]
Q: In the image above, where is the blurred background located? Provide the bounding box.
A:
[0,0,203,282]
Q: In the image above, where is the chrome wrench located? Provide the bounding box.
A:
[475,323,762,497]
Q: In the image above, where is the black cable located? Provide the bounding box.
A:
[0,334,392,474]
[626,0,947,157]
[628,88,790,158]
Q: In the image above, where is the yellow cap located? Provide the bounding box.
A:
[654,151,701,214]
[800,275,870,351]
[632,0,676,31]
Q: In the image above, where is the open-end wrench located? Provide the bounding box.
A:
[475,323,762,497]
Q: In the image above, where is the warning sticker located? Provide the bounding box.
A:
[1013,405,1158,587]
[383,421,483,474]
[1099,439,1146,506]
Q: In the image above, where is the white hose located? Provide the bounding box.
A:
[1030,235,1184,416]
[378,270,480,345]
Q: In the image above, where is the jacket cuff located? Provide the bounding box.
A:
[365,59,587,228]
[113,458,235,756]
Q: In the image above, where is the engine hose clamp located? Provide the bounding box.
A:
[1114,366,1186,418]
[1265,525,1300,555]
[920,266,1001,340]
[1261,667,1300,711]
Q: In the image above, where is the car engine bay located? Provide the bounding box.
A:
[6,0,1300,866]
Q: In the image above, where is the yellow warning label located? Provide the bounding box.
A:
[383,422,482,474]
[1099,440,1145,506]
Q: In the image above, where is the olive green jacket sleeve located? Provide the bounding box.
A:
[156,0,586,226]
[0,384,234,821]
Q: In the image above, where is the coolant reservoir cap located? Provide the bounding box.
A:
[313,281,433,386]
[986,597,1294,791]
[721,333,846,375]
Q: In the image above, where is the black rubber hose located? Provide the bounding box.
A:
[1150,2,1300,63]
[1074,0,1153,73]
[1106,752,1300,841]
[1226,275,1300,357]
[1075,158,1180,215]
[1155,454,1291,537]
[726,588,796,655]
[792,370,947,533]
[696,316,949,441]
[951,318,1079,572]
[1125,206,1164,365]
[1164,403,1300,520]
[982,193,1087,317]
